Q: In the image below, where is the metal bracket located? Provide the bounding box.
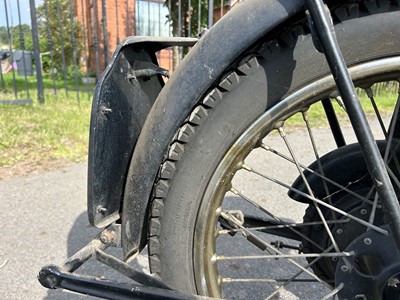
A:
[38,264,199,300]
[38,224,201,299]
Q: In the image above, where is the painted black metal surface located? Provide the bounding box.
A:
[289,141,400,204]
[88,36,197,228]
[336,225,400,299]
[39,265,198,300]
[321,98,346,148]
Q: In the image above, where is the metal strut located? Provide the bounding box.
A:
[38,225,199,300]
[305,0,400,249]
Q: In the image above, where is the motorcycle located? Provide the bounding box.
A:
[39,0,400,299]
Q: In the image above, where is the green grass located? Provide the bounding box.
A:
[0,77,398,179]
[286,88,399,127]
[0,72,95,96]
[0,91,92,175]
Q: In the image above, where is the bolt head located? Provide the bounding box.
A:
[364,238,372,245]
[341,265,349,272]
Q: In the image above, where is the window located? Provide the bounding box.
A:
[135,0,170,36]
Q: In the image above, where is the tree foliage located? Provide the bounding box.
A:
[11,24,34,50]
[1,0,83,75]
[0,26,10,47]
[0,25,33,50]
[36,0,83,73]
[165,0,209,38]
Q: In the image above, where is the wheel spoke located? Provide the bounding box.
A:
[368,88,400,228]
[278,125,346,267]
[230,186,325,250]
[216,252,354,260]
[382,89,400,173]
[260,143,376,206]
[365,87,387,136]
[253,132,388,282]
[303,110,333,205]
[222,278,320,283]
[218,219,350,235]
[320,283,344,300]
[335,96,347,113]
[220,211,329,286]
[241,163,388,235]
[386,87,400,174]
[193,56,400,299]
[265,245,335,300]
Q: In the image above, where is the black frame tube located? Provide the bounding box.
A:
[321,98,346,148]
[306,0,400,248]
[39,265,197,300]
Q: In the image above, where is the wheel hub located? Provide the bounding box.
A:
[336,225,400,299]
[303,190,385,283]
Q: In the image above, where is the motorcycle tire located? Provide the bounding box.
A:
[148,1,400,298]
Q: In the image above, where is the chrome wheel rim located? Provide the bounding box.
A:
[194,57,400,299]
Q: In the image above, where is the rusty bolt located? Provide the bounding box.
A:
[100,230,114,245]
[100,106,112,116]
[97,206,107,214]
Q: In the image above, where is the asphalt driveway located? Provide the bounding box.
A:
[0,163,142,299]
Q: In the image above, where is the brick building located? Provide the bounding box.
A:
[75,0,239,77]
[75,0,136,77]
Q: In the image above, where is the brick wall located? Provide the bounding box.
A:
[76,0,135,77]
[75,0,235,78]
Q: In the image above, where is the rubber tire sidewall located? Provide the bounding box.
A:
[154,5,400,295]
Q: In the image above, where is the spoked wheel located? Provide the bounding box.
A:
[196,70,400,299]
[148,2,400,299]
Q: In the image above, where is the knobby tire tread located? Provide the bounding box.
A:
[147,0,399,281]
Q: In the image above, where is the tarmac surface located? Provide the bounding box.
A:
[0,163,110,299]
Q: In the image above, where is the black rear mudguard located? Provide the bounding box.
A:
[88,0,306,260]
[88,37,197,228]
